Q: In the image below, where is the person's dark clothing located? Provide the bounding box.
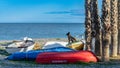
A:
[66,32,77,43]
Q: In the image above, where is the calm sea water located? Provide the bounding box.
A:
[0,23,85,40]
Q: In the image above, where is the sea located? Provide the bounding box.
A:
[0,23,85,40]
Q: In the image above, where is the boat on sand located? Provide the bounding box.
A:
[36,51,98,64]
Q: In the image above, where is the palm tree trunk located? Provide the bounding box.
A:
[91,0,94,52]
[85,0,92,51]
[118,0,120,55]
[92,0,102,56]
[111,0,118,57]
[101,0,111,61]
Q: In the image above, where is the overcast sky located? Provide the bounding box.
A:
[0,0,102,23]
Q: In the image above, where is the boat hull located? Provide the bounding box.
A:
[6,47,75,60]
[36,51,98,64]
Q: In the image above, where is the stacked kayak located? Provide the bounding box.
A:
[67,41,84,50]
[36,51,98,64]
[42,41,68,49]
[6,41,98,64]
[6,47,75,60]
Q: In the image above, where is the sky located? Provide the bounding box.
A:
[0,0,102,23]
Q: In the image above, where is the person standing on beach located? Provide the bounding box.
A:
[66,32,77,44]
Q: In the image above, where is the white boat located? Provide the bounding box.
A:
[6,42,35,54]
[5,37,35,54]
[5,47,24,54]
[42,41,68,49]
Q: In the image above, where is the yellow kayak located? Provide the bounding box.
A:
[67,41,84,50]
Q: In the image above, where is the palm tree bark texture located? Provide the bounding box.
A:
[85,0,92,51]
[118,0,120,55]
[90,0,94,52]
[102,0,111,61]
[111,0,118,57]
[92,0,102,56]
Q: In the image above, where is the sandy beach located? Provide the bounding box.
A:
[0,38,120,68]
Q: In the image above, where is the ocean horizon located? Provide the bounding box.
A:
[0,23,85,40]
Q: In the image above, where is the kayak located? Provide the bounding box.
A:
[36,51,98,64]
[67,41,84,50]
[6,47,75,60]
[42,41,68,49]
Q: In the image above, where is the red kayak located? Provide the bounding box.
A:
[36,51,98,64]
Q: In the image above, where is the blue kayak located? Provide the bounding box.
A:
[6,47,75,60]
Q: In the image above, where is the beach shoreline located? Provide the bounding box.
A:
[0,38,68,46]
[1,38,120,68]
[0,38,68,42]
